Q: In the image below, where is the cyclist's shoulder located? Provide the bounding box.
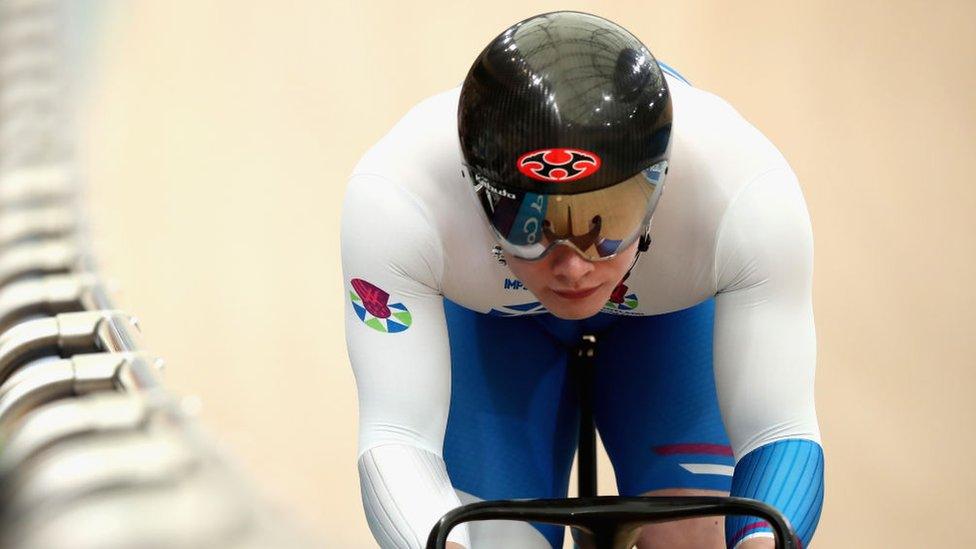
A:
[666,70,758,132]
[351,87,461,182]
[346,88,463,217]
[668,69,785,154]
[665,72,793,206]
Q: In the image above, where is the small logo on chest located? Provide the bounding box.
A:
[504,278,530,291]
[603,282,640,314]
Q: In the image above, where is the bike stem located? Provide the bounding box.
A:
[574,334,598,498]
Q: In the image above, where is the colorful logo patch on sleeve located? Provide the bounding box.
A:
[349,278,412,333]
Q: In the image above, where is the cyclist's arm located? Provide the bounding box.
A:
[737,539,775,549]
[342,173,469,549]
[713,167,824,549]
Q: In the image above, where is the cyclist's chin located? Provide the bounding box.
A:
[539,289,609,320]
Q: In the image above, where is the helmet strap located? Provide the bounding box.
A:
[621,225,652,284]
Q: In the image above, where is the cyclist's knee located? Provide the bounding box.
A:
[636,488,728,549]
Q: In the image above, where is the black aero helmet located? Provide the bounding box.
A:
[459,11,672,261]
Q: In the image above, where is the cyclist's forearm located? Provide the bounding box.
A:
[359,444,470,548]
[726,439,824,548]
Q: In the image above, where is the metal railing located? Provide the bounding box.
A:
[0,2,321,547]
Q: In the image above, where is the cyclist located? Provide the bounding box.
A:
[342,11,823,549]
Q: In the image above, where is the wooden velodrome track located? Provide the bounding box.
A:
[78,2,976,547]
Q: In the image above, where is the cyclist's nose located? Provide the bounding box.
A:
[549,244,595,281]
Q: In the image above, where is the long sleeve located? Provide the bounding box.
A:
[341,173,468,548]
[713,167,824,547]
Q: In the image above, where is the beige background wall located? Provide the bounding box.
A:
[76,1,975,547]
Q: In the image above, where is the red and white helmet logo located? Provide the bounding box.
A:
[517,148,601,183]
